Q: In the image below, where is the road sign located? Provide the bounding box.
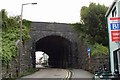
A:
[87,48,91,53]
[87,48,91,58]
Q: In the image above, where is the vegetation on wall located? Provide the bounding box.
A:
[1,9,31,66]
[90,43,108,56]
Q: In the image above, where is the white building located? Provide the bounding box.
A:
[105,0,120,74]
[35,51,44,64]
[35,51,49,65]
[41,53,49,64]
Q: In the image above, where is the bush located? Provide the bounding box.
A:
[91,43,108,57]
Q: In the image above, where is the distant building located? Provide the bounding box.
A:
[35,51,44,64]
[35,51,49,66]
[41,53,49,65]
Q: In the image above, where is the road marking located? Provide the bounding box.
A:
[64,69,72,80]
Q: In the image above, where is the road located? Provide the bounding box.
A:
[21,68,68,79]
[70,69,94,79]
[17,68,94,80]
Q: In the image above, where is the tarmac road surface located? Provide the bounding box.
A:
[70,69,94,80]
[20,68,68,79]
[17,68,94,80]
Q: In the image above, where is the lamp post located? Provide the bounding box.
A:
[18,2,37,77]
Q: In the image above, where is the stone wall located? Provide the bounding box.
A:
[80,54,109,74]
[76,40,109,74]
[2,46,33,78]
[90,56,109,74]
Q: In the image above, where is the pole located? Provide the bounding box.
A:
[88,53,91,71]
[18,4,23,77]
[18,3,37,77]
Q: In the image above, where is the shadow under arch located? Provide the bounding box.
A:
[35,35,72,68]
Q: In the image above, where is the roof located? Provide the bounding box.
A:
[113,48,120,52]
[105,0,117,17]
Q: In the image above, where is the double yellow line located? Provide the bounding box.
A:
[64,69,72,80]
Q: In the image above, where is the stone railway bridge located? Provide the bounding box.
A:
[2,22,108,78]
[21,22,88,71]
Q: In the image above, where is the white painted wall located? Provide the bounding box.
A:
[107,0,120,74]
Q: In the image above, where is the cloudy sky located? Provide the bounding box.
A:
[0,0,114,23]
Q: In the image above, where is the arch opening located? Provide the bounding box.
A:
[35,51,49,68]
[35,35,72,68]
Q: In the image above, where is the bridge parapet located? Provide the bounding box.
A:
[31,22,74,32]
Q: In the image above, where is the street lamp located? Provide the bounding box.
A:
[20,2,37,47]
[18,2,37,77]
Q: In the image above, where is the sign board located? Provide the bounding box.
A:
[111,31,120,42]
[87,48,91,53]
[87,48,91,58]
[110,17,120,42]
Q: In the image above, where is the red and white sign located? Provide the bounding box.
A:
[110,17,120,42]
[110,17,120,20]
[111,30,120,42]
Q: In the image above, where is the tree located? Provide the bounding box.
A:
[2,9,9,31]
[80,3,108,46]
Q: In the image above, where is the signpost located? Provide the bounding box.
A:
[88,48,91,71]
[88,48,91,58]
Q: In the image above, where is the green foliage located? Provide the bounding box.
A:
[1,9,31,66]
[2,9,9,31]
[72,23,95,45]
[80,3,108,46]
[73,3,109,56]
[22,19,31,29]
[91,43,108,57]
[73,23,109,56]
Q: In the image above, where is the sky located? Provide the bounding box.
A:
[0,0,114,23]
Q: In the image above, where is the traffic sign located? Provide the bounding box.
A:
[88,48,90,52]
[87,48,91,54]
[87,48,91,59]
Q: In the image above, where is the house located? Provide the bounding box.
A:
[105,0,120,75]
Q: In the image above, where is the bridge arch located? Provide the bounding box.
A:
[35,35,72,68]
[24,22,84,70]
